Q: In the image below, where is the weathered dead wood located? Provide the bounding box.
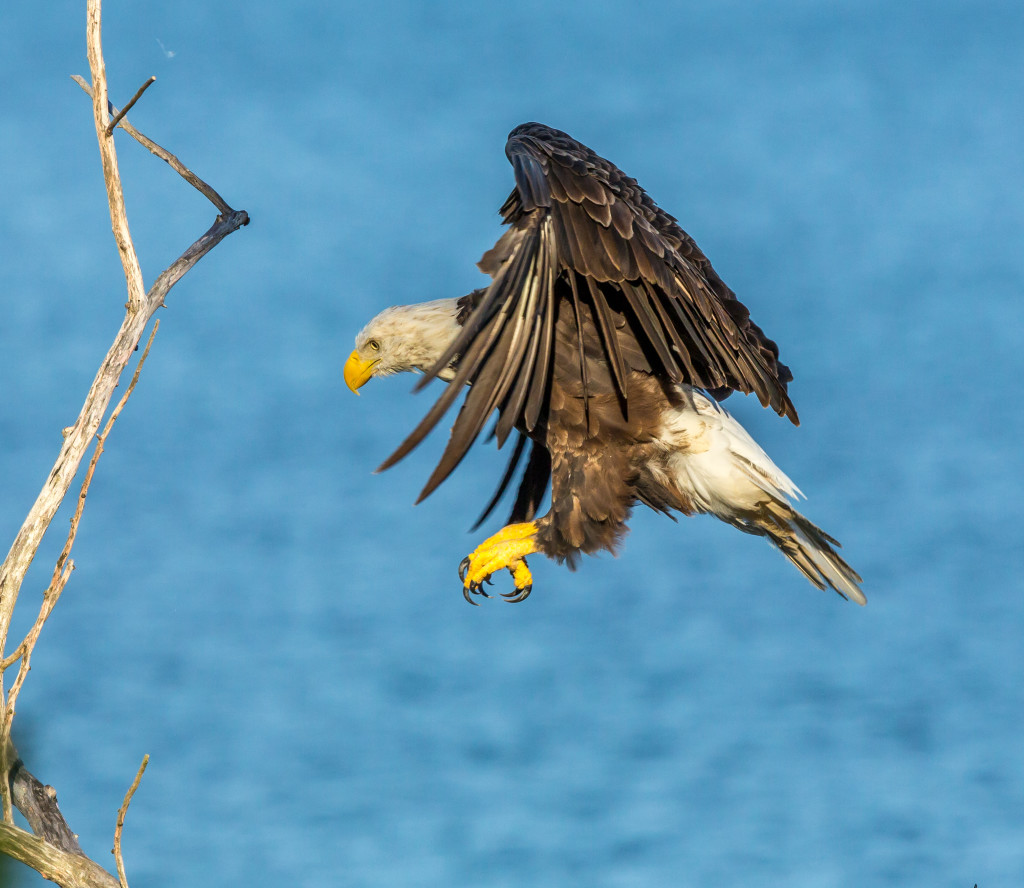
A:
[0,822,119,888]
[0,0,249,883]
[105,76,155,136]
[71,74,236,216]
[113,756,148,888]
[10,761,84,855]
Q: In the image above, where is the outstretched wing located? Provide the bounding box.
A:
[379,122,796,502]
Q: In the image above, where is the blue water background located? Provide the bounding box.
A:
[1,1,1022,885]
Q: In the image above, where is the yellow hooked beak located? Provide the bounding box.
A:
[344,350,378,394]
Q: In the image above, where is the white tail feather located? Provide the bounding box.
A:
[663,389,864,604]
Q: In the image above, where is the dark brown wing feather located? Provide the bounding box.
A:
[494,123,796,413]
[379,122,797,503]
[470,432,552,531]
[470,430,529,531]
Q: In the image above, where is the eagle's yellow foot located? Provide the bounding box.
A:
[459,522,538,605]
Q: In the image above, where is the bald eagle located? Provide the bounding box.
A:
[345,123,863,605]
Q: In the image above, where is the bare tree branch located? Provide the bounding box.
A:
[105,76,156,136]
[0,822,119,888]
[0,0,249,881]
[1,324,160,746]
[112,755,148,888]
[71,76,235,215]
[84,0,147,310]
[0,59,248,670]
[10,762,84,855]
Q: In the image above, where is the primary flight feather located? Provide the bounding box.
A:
[345,123,863,605]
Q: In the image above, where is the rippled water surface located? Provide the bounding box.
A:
[1,1,1022,885]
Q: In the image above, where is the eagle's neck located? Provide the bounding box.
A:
[390,298,462,376]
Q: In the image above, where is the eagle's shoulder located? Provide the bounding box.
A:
[455,289,486,326]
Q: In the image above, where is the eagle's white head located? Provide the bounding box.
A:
[344,298,462,393]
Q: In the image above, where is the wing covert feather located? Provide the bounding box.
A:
[380,122,798,505]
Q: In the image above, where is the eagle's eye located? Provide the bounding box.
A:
[368,339,380,352]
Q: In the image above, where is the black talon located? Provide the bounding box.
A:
[458,557,470,582]
[462,585,480,606]
[502,584,533,603]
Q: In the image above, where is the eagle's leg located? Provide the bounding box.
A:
[459,522,538,604]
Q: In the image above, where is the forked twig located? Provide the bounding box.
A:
[1,39,248,673]
[72,75,234,215]
[0,0,248,881]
